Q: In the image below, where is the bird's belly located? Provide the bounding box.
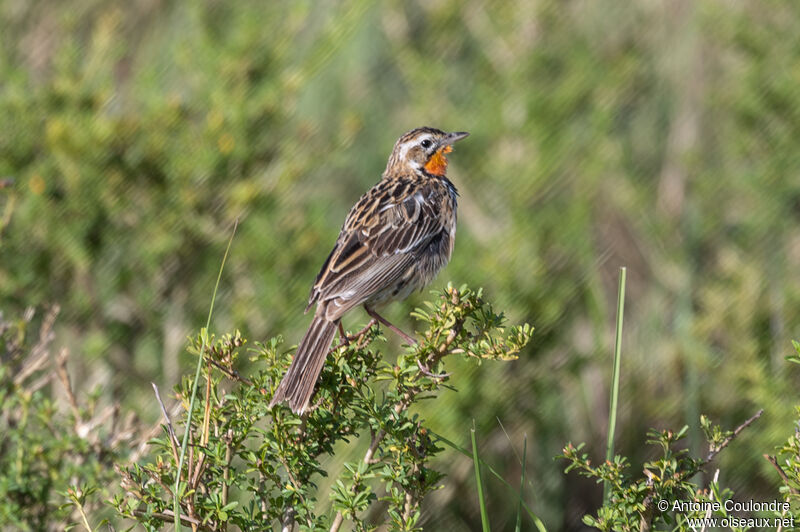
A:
[366,247,450,307]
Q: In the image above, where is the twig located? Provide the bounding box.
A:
[327,319,378,354]
[222,430,233,512]
[277,456,313,529]
[330,427,391,532]
[152,383,180,464]
[640,409,764,532]
[129,401,182,464]
[67,487,94,532]
[132,508,209,529]
[144,467,175,498]
[281,508,296,532]
[14,306,59,385]
[706,409,764,462]
[764,454,800,495]
[330,314,469,531]
[416,359,451,379]
[206,358,258,388]
[190,446,208,491]
[187,362,213,491]
[56,348,82,422]
[700,469,721,532]
[639,473,655,532]
[202,360,213,447]
[329,510,344,531]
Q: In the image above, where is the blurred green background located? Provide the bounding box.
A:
[2,0,800,529]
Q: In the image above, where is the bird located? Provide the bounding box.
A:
[269,127,469,414]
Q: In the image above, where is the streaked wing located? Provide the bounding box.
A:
[306,178,449,317]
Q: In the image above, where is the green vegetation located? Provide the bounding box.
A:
[0,307,139,529]
[111,285,531,530]
[2,0,800,529]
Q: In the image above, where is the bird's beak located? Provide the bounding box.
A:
[440,131,469,147]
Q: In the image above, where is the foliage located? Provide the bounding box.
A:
[771,406,800,510]
[559,343,800,531]
[560,411,792,531]
[113,286,532,530]
[1,0,800,527]
[763,341,800,512]
[0,307,140,530]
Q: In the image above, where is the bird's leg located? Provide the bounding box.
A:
[337,322,351,345]
[364,305,418,345]
[328,319,379,355]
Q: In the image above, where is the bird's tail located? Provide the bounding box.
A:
[269,316,338,414]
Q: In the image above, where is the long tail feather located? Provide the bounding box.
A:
[269,317,338,414]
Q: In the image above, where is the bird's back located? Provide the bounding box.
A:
[307,172,457,321]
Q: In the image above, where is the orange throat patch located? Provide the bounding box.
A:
[424,145,452,176]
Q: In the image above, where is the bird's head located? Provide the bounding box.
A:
[385,127,469,177]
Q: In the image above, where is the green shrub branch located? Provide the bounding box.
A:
[113,285,532,531]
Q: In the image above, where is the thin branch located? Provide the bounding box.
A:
[68,489,93,532]
[281,508,296,532]
[56,348,82,422]
[764,454,800,495]
[327,319,378,355]
[416,359,451,379]
[640,409,765,532]
[277,456,313,529]
[129,401,182,464]
[329,512,344,531]
[190,446,208,490]
[222,430,233,506]
[206,358,258,388]
[132,508,209,529]
[14,306,58,385]
[330,313,469,531]
[639,474,656,532]
[706,409,764,462]
[152,383,180,464]
[202,360,213,446]
[144,467,175,498]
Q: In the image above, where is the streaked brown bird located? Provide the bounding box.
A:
[269,127,469,414]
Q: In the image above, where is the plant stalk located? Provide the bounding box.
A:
[174,219,238,531]
[604,266,626,504]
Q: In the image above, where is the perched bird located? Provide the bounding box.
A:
[269,127,469,414]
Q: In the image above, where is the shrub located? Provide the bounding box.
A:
[0,306,142,530]
[113,285,532,530]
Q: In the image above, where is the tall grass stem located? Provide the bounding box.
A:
[604,266,626,504]
[471,423,491,532]
[173,219,238,530]
[433,431,546,531]
[514,435,527,532]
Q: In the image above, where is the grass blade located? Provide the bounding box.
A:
[174,219,238,531]
[603,266,626,504]
[471,423,491,532]
[434,430,547,532]
[514,434,527,532]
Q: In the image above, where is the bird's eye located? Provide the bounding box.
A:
[420,139,433,149]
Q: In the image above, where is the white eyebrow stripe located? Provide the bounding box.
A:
[397,141,413,161]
